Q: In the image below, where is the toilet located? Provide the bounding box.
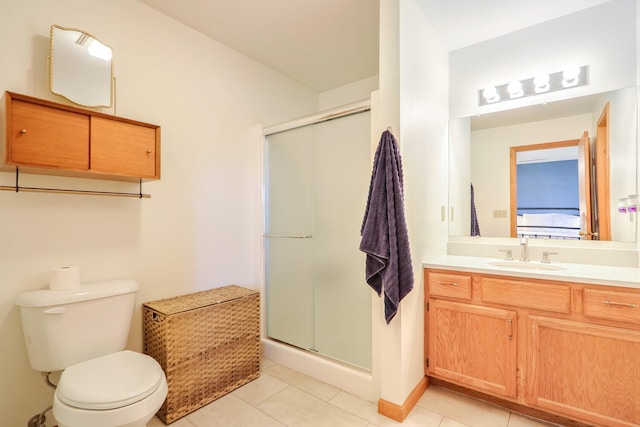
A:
[16,279,167,427]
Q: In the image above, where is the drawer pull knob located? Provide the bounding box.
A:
[146,150,152,154]
[20,129,26,134]
[602,300,638,308]
[435,281,458,286]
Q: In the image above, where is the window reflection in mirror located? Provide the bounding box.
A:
[510,138,590,240]
[450,86,637,243]
[50,25,113,108]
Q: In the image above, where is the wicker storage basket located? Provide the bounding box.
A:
[143,285,260,424]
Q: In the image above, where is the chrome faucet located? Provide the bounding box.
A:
[541,251,558,263]
[519,236,529,261]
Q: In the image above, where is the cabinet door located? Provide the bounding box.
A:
[90,116,158,178]
[8,99,89,170]
[428,299,517,398]
[528,316,640,427]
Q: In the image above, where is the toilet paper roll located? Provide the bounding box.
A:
[49,266,80,290]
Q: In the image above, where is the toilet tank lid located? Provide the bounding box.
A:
[16,279,139,308]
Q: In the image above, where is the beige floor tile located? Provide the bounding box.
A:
[233,372,289,406]
[147,415,195,426]
[148,360,558,427]
[329,390,379,422]
[263,362,341,401]
[374,406,444,427]
[417,386,510,427]
[508,412,560,427]
[329,390,446,427]
[257,385,368,427]
[261,357,277,371]
[439,417,471,427]
[185,393,285,427]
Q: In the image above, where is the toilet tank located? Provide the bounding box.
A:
[16,279,139,372]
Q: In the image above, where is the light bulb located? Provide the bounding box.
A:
[507,80,523,98]
[482,86,499,103]
[562,66,581,87]
[534,74,550,93]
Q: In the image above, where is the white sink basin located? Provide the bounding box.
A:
[488,261,566,271]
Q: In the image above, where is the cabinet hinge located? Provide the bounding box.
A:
[425,358,429,368]
[426,301,429,312]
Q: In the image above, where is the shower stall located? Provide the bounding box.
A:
[263,105,372,370]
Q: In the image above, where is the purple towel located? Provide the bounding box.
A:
[360,130,414,324]
[471,183,481,236]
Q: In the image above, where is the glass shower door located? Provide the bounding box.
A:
[265,111,372,369]
[265,125,315,351]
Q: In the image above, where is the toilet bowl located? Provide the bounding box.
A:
[52,350,168,427]
[16,279,168,427]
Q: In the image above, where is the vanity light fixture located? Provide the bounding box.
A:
[478,65,589,106]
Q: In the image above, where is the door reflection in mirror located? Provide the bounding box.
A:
[510,141,582,240]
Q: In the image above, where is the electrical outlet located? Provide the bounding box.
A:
[493,209,508,218]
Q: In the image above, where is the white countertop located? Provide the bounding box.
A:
[424,255,640,289]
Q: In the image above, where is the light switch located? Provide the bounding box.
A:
[493,210,508,218]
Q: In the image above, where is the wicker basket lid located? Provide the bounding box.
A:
[143,285,258,315]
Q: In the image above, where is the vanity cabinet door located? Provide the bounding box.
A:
[7,98,89,170]
[428,299,517,398]
[90,117,159,179]
[528,316,640,427]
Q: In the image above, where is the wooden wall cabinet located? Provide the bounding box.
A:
[425,268,640,427]
[4,91,160,181]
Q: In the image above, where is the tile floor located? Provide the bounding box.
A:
[147,359,558,427]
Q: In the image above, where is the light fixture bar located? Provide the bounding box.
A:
[478,65,589,106]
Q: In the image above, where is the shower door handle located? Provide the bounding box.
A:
[264,234,313,238]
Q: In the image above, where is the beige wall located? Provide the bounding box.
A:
[0,1,321,425]
[373,0,449,406]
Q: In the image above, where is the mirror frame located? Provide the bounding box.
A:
[49,25,114,108]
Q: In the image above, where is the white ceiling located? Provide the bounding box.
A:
[139,0,613,93]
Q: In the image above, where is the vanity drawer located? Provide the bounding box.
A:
[480,278,570,313]
[428,272,471,300]
[583,288,640,324]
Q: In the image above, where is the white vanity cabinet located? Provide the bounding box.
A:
[424,268,640,427]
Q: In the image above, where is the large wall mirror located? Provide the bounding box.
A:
[448,0,638,246]
[49,25,114,108]
[450,87,637,243]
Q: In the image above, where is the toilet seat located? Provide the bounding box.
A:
[56,350,164,410]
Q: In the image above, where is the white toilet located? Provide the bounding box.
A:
[16,279,167,427]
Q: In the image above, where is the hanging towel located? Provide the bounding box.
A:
[360,130,414,324]
[470,183,481,236]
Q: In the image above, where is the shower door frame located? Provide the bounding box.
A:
[261,99,372,368]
